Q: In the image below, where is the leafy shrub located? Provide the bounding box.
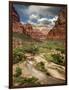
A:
[14,67,22,77]
[14,76,40,86]
[35,62,45,72]
[13,48,26,64]
[13,52,23,64]
[14,76,24,83]
[35,62,51,76]
[13,44,39,64]
[44,53,65,66]
[51,54,63,65]
[23,45,39,55]
[56,48,65,54]
[24,77,38,83]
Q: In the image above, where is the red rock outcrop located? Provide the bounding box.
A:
[47,8,67,40]
[12,6,20,23]
[11,6,24,33]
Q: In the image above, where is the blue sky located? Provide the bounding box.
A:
[13,4,62,26]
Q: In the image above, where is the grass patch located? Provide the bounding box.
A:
[13,32,32,41]
[14,76,40,86]
[22,44,39,55]
[44,53,65,66]
[43,54,53,61]
[56,48,65,54]
[13,48,27,64]
[51,54,64,65]
[13,44,39,64]
[14,67,22,77]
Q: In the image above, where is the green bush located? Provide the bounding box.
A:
[56,48,65,54]
[14,76,24,83]
[23,45,39,55]
[35,62,45,72]
[13,52,23,64]
[14,67,22,77]
[24,77,38,83]
[35,62,51,76]
[13,48,26,64]
[13,44,39,64]
[51,54,63,65]
[14,76,40,86]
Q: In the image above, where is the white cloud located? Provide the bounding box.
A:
[28,15,58,30]
[38,18,48,22]
[29,14,40,20]
[27,5,59,28]
[27,5,59,29]
[49,16,58,22]
[38,18,51,25]
[38,16,58,25]
[28,20,37,25]
[28,15,58,28]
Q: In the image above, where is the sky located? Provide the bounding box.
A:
[13,4,62,27]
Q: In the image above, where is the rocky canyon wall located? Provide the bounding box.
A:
[47,7,67,40]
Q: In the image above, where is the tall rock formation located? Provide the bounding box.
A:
[11,6,23,33]
[47,8,67,40]
[12,6,20,23]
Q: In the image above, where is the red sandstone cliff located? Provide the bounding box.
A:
[47,8,67,40]
[11,6,24,33]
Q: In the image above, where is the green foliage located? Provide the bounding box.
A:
[22,44,39,55]
[24,77,38,83]
[44,53,65,66]
[44,40,64,50]
[51,54,63,65]
[44,54,53,61]
[14,76,24,83]
[56,48,65,54]
[13,32,32,41]
[13,48,26,64]
[35,62,51,76]
[14,67,22,77]
[35,62,45,71]
[14,76,40,86]
[13,44,39,64]
[13,52,23,64]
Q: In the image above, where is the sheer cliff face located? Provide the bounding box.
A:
[12,6,20,23]
[12,6,23,33]
[47,8,67,40]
